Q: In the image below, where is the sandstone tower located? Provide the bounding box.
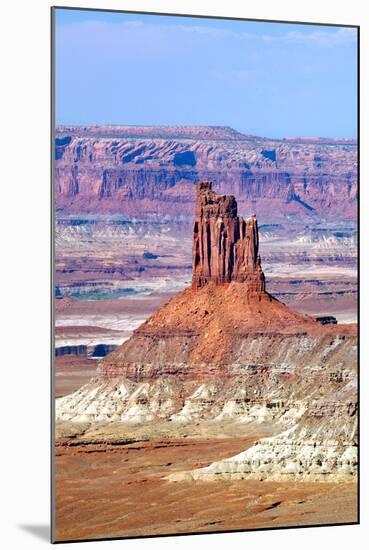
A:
[192,181,265,292]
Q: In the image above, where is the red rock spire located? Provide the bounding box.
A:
[192,181,265,291]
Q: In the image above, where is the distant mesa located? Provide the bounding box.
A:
[56,124,247,141]
[54,124,357,222]
[56,124,357,144]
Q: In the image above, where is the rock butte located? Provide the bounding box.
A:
[192,181,265,290]
[56,182,357,482]
[97,181,352,375]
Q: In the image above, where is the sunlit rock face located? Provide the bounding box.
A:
[192,181,265,291]
[55,125,357,222]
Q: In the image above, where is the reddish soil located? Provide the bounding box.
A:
[54,436,357,542]
[114,282,357,367]
[55,293,173,316]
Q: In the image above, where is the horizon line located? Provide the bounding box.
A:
[55,123,357,143]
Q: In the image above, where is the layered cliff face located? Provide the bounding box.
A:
[55,125,357,222]
[192,181,265,289]
[56,325,357,481]
[57,331,356,420]
[169,382,357,482]
[56,181,357,482]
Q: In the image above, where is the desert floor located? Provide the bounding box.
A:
[54,435,357,542]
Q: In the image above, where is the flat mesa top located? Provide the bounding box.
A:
[55,125,357,145]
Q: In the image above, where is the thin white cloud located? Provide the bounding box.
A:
[56,19,222,56]
[56,18,357,56]
[262,27,357,47]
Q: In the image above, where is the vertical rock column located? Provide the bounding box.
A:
[192,181,265,292]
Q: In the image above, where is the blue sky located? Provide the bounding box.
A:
[55,9,358,138]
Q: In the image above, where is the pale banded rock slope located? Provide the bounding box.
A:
[168,380,357,482]
[56,332,356,424]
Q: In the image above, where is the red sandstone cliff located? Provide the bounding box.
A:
[55,125,358,222]
[192,181,265,290]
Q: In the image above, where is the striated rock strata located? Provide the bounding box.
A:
[168,379,357,482]
[56,182,357,482]
[55,125,357,222]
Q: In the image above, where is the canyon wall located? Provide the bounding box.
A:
[55,125,357,222]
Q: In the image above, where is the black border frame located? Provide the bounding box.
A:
[51,5,360,544]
